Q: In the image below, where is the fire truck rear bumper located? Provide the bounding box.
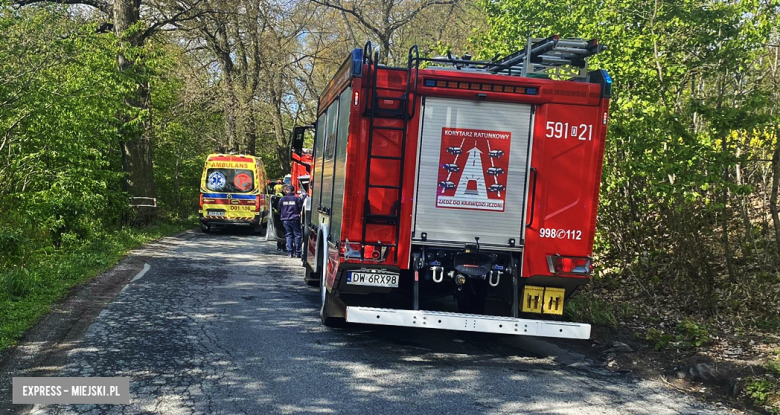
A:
[345,307,591,339]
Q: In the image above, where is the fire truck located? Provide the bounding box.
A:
[289,127,314,194]
[298,36,612,339]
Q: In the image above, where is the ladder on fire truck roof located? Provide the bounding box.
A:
[412,35,606,80]
[359,42,418,263]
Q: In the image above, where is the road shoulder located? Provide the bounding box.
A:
[0,253,149,414]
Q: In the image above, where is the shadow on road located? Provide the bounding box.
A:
[26,233,725,415]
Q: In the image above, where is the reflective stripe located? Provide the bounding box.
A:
[202,193,257,200]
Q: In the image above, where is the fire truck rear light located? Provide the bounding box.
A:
[342,240,361,259]
[547,255,591,275]
[255,195,261,211]
[602,112,608,125]
[371,250,380,259]
[354,91,359,106]
[199,194,204,209]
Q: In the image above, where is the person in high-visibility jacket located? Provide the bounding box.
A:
[273,180,285,196]
[278,185,303,258]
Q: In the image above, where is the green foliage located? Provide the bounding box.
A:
[0,227,27,268]
[476,0,780,319]
[767,351,780,376]
[0,5,206,351]
[675,318,712,349]
[643,319,713,350]
[150,49,215,219]
[564,295,632,328]
[646,328,672,350]
[746,378,773,405]
[1,5,129,241]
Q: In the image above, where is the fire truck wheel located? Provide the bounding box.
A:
[320,275,345,327]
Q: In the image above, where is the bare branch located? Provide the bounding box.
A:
[14,0,112,16]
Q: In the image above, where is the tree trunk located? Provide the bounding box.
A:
[245,103,258,156]
[174,155,181,217]
[219,66,238,153]
[379,34,391,64]
[770,125,780,251]
[721,145,735,284]
[114,0,157,225]
[216,26,238,153]
[272,112,289,172]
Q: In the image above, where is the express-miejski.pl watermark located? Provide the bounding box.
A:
[13,377,130,405]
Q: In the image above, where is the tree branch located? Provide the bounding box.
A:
[14,0,112,16]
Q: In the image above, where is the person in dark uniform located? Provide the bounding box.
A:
[278,185,303,257]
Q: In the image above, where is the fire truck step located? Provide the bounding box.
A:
[365,214,399,224]
[366,111,406,118]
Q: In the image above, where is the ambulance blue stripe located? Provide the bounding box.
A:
[202,193,257,200]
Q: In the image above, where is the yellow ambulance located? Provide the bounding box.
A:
[199,154,269,233]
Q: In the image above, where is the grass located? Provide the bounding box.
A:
[564,295,633,328]
[0,219,196,354]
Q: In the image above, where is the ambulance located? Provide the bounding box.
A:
[199,154,269,233]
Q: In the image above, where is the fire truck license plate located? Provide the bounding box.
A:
[207,210,224,217]
[347,272,399,288]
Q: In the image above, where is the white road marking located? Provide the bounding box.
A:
[121,263,152,292]
[131,263,151,283]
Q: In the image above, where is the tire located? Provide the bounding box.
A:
[320,268,345,327]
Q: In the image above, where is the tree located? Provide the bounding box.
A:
[477,0,779,311]
[0,5,129,240]
[13,0,204,223]
[311,0,463,64]
[180,0,333,172]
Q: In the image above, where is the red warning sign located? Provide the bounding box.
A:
[436,127,511,212]
[233,172,253,192]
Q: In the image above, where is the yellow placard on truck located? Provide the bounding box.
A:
[198,154,268,233]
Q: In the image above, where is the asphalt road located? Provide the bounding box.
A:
[21,229,730,414]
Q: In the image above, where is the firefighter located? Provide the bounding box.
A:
[273,180,285,196]
[271,180,286,251]
[279,185,303,257]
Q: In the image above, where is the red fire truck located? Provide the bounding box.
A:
[297,36,612,339]
[289,128,314,194]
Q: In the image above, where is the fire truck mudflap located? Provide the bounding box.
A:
[345,307,591,339]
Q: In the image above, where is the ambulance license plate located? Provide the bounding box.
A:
[347,272,399,288]
[207,210,225,217]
